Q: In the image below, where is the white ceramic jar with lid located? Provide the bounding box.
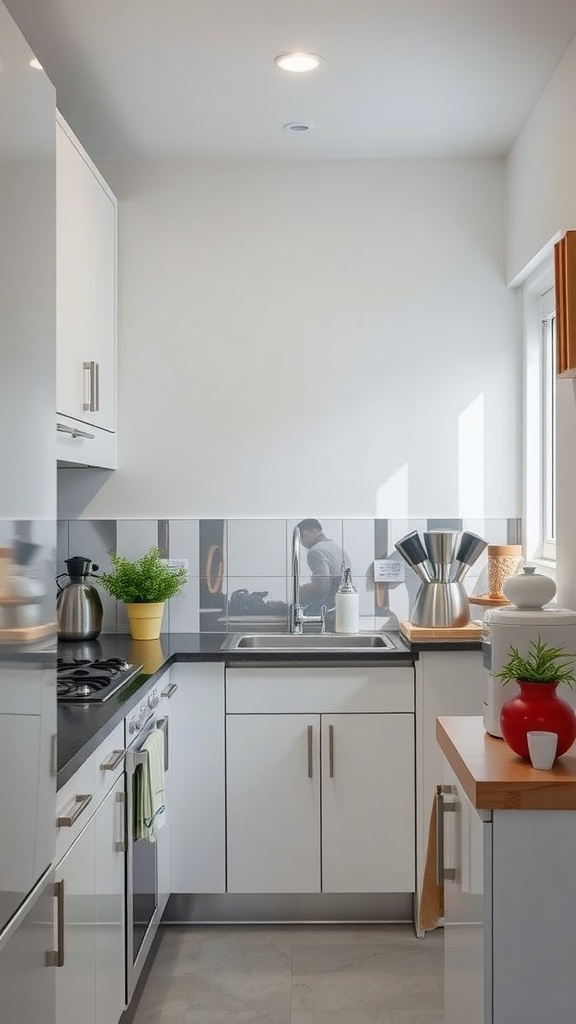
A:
[502,565,556,609]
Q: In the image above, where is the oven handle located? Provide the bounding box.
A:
[157,717,169,772]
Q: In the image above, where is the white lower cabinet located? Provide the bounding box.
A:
[225,666,415,895]
[321,713,415,893]
[169,662,226,893]
[94,777,125,1024]
[226,714,321,893]
[55,769,125,1024]
[441,755,576,1024]
[55,812,95,1024]
[442,761,488,1024]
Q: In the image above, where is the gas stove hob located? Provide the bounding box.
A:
[57,657,142,703]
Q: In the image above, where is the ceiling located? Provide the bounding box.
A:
[6,0,576,161]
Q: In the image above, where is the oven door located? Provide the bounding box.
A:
[125,717,167,1002]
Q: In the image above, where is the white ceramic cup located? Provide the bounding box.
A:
[527,731,558,770]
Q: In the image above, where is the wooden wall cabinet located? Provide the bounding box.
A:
[554,230,576,377]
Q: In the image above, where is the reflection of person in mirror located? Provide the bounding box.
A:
[297,519,349,616]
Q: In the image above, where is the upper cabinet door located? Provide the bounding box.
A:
[56,115,116,432]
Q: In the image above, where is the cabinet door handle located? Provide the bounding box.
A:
[57,422,95,440]
[57,793,92,828]
[46,880,65,967]
[435,784,457,886]
[83,360,99,412]
[307,725,313,778]
[100,749,125,772]
[329,724,334,778]
[161,682,178,699]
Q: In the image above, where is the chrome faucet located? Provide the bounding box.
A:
[290,525,326,634]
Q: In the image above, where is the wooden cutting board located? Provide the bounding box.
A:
[0,621,56,643]
[400,620,484,642]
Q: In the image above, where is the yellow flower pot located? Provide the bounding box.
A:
[125,602,165,641]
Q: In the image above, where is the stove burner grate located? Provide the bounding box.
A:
[57,657,141,702]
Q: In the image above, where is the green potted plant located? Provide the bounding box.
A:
[98,547,187,640]
[497,636,576,760]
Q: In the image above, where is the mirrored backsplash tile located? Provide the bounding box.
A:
[57,516,523,632]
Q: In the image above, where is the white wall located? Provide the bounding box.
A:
[507,35,576,610]
[58,157,519,520]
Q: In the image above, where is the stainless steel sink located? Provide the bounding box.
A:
[221,632,398,652]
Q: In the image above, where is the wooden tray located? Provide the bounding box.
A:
[0,621,56,643]
[468,594,511,607]
[400,620,484,642]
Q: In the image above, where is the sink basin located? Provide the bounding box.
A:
[221,632,398,652]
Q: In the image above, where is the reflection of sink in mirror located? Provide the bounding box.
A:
[221,633,398,651]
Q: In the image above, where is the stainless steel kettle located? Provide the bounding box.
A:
[57,555,103,641]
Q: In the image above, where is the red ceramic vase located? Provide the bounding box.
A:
[500,679,576,760]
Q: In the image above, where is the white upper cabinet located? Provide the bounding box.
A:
[56,113,117,466]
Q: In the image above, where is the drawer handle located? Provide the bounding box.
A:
[100,749,125,772]
[307,725,313,779]
[57,422,95,440]
[46,880,65,967]
[329,724,334,778]
[57,793,92,828]
[161,682,178,699]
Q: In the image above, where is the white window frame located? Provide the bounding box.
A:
[523,259,556,565]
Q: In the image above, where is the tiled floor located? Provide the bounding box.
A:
[132,923,444,1024]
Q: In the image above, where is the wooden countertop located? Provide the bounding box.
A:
[437,715,576,810]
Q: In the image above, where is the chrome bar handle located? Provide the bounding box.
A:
[157,716,169,772]
[161,682,178,699]
[307,725,313,778]
[100,749,125,772]
[46,880,65,967]
[57,422,95,440]
[114,790,126,853]
[57,793,92,828]
[329,724,334,778]
[435,784,457,886]
[83,360,95,411]
[320,606,327,633]
[94,361,100,412]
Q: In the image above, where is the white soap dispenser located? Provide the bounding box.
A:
[335,566,359,634]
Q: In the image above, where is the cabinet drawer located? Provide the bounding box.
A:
[226,666,414,714]
[93,722,125,805]
[55,752,95,863]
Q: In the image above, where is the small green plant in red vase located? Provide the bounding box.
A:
[497,636,576,760]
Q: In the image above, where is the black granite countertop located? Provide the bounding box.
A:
[56,630,481,789]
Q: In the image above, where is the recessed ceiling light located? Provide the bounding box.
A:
[274,52,323,73]
[283,122,313,133]
[29,57,43,70]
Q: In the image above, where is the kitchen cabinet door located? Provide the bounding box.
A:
[94,777,125,1024]
[169,663,226,894]
[55,818,96,1024]
[321,713,415,893]
[56,114,117,451]
[442,761,488,1024]
[226,713,321,893]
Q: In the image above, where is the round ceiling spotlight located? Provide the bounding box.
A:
[283,122,313,133]
[274,52,323,73]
